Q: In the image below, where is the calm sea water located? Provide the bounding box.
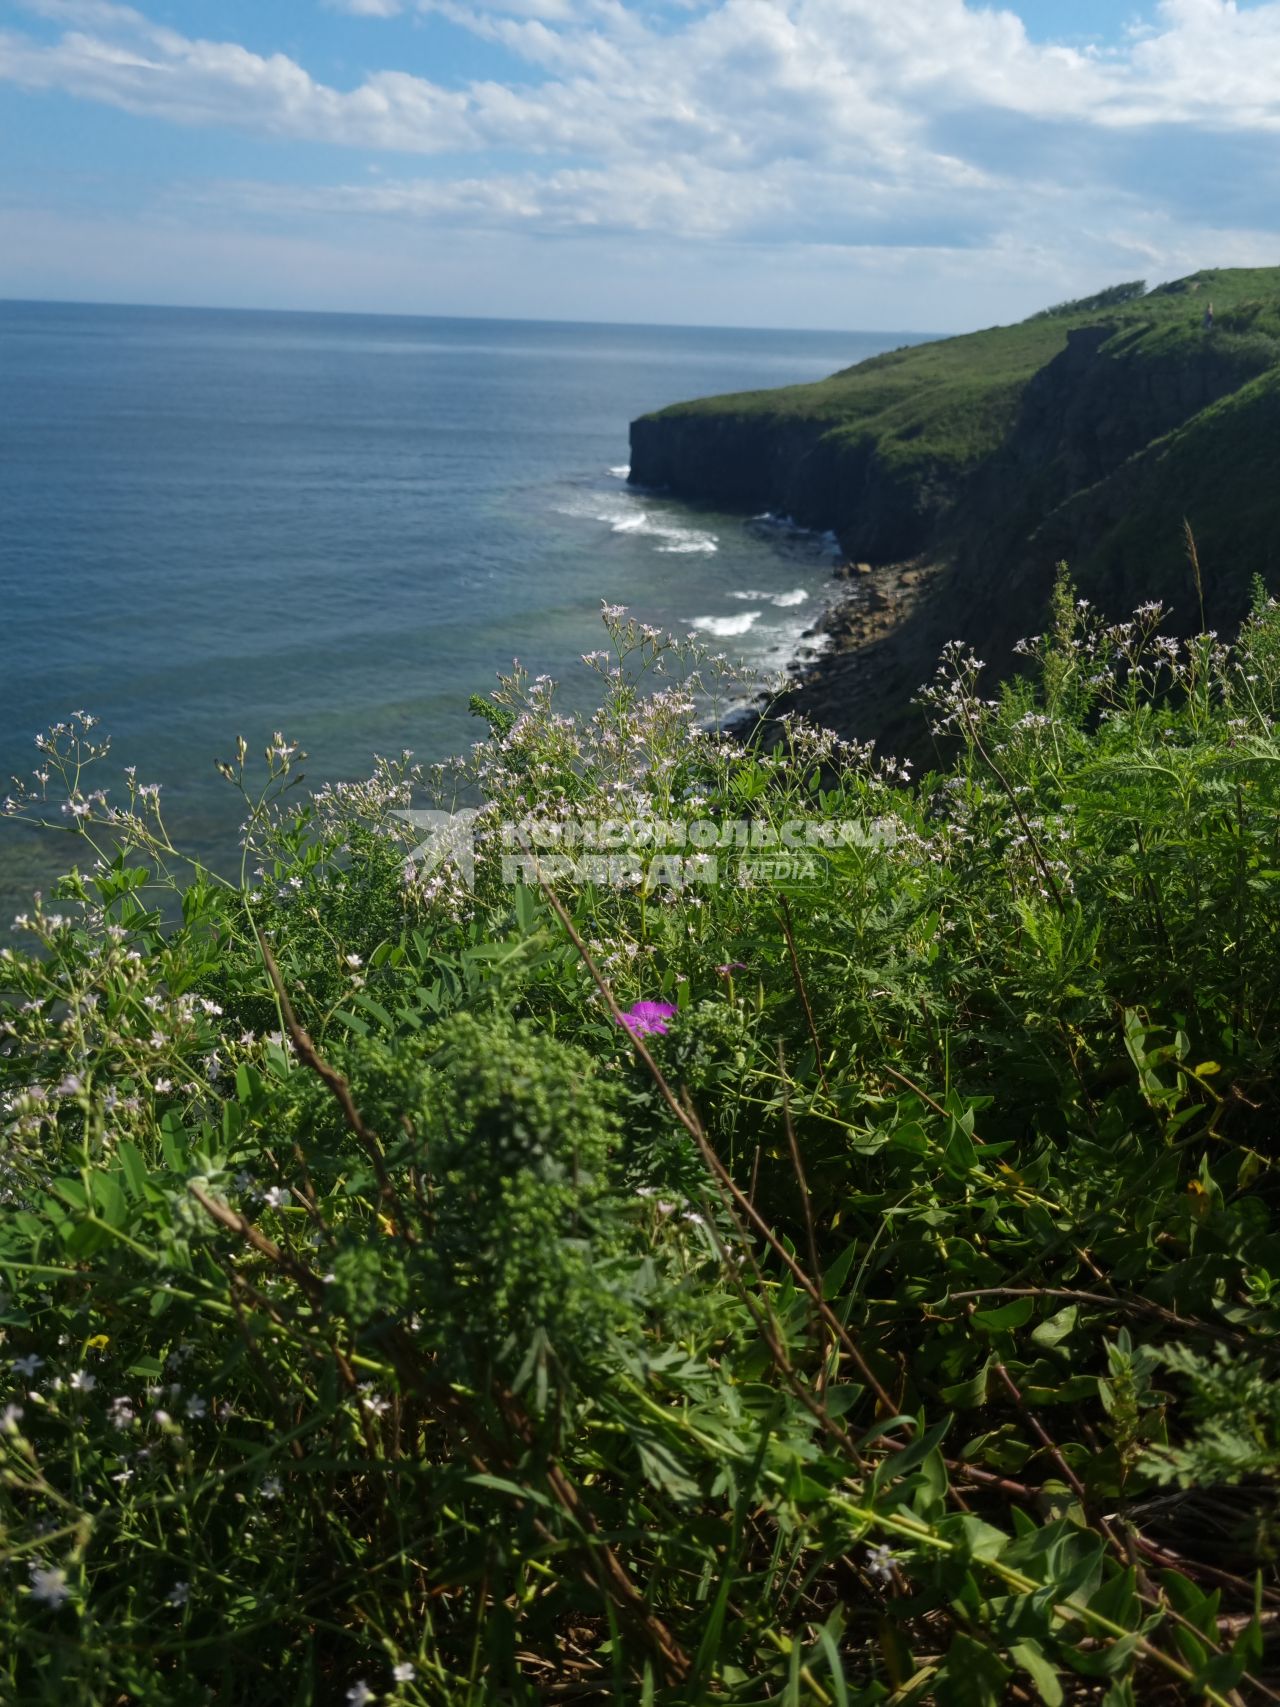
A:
[0,301,919,913]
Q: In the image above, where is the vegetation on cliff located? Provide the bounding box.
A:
[630,268,1280,635]
[4,586,1280,1702]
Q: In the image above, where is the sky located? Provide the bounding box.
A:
[0,0,1278,330]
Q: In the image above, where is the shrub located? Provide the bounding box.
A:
[3,587,1280,1703]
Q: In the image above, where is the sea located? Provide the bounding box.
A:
[0,301,922,917]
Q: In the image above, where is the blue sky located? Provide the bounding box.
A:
[1,0,1277,329]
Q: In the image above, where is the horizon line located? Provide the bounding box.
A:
[0,293,941,341]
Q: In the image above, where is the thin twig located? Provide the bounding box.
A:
[948,1286,1256,1349]
[495,1390,691,1682]
[187,1181,325,1302]
[778,894,830,1095]
[780,1041,823,1298]
[993,1360,1124,1556]
[255,926,403,1223]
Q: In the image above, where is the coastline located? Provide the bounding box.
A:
[741,555,957,762]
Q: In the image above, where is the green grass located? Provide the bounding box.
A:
[643,266,1280,505]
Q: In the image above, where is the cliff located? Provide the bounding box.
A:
[629,270,1280,740]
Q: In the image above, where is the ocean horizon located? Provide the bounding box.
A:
[2,296,913,340]
[0,300,926,915]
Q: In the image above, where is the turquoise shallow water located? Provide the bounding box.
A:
[0,302,920,913]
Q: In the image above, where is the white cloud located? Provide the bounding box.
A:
[17,0,149,24]
[6,0,1280,173]
[3,0,1280,322]
[1122,0,1280,128]
[0,15,478,151]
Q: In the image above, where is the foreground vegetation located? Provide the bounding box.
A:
[3,581,1280,1703]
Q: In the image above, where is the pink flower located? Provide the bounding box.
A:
[616,1001,677,1038]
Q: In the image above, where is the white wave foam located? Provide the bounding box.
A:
[688,611,761,638]
[729,587,809,608]
[603,510,647,533]
[608,464,630,479]
[596,507,718,554]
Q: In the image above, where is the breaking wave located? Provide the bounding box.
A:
[729,587,809,608]
[687,611,762,638]
[597,508,719,554]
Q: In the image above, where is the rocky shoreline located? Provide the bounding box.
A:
[754,556,961,761]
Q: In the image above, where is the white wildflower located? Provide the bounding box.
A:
[28,1565,71,1608]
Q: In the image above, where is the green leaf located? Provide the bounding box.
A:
[942,1118,978,1177]
[160,1114,187,1173]
[90,1171,128,1229]
[1010,1640,1065,1706]
[942,1633,1010,1706]
[466,1474,555,1510]
[350,992,395,1030]
[1086,1567,1138,1629]
[51,1178,88,1212]
[117,1139,149,1201]
[816,1618,850,1707]
[941,1357,993,1409]
[938,1513,1009,1562]
[234,1062,260,1107]
[1030,1305,1078,1350]
[971,1297,1035,1333]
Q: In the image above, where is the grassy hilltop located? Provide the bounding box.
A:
[630,268,1280,648]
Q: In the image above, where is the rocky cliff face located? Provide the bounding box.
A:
[631,275,1280,745]
[958,325,1275,570]
[629,411,947,561]
[631,308,1280,673]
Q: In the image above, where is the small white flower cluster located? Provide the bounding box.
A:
[637,1187,707,1228]
[914,641,999,741]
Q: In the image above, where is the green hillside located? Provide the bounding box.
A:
[646,298,1081,471]
[642,268,1280,483]
[629,268,1280,638]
